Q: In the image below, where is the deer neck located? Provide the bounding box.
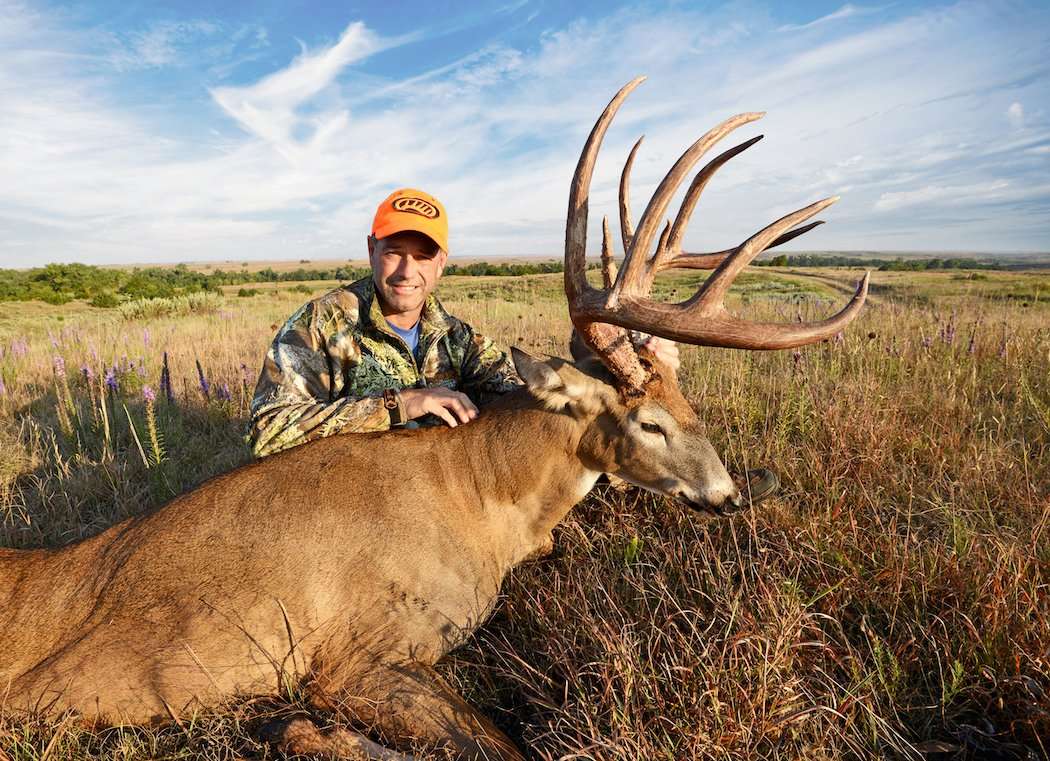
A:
[458,395,601,569]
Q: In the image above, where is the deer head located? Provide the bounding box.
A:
[522,76,869,513]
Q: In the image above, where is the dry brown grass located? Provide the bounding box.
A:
[0,269,1047,760]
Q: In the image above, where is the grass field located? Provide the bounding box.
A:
[0,267,1048,759]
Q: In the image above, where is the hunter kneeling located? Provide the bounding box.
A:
[247,187,683,456]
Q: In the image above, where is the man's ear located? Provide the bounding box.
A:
[511,347,602,412]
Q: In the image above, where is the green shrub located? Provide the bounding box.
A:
[117,292,224,320]
[90,291,121,308]
[237,288,261,298]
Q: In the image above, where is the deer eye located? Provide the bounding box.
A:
[640,421,665,437]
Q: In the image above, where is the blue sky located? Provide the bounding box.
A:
[1,0,1048,266]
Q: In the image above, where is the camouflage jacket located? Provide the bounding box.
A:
[247,278,521,458]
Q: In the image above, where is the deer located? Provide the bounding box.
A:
[0,77,867,760]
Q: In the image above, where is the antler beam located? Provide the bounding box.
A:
[565,78,869,391]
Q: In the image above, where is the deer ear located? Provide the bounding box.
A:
[512,347,564,393]
[512,347,603,412]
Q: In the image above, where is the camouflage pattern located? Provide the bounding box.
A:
[247,277,521,458]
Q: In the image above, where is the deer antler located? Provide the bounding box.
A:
[564,77,869,393]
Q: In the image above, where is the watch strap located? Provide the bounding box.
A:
[382,388,406,426]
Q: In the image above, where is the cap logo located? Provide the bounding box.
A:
[392,196,440,219]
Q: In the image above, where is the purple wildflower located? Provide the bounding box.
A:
[217,382,231,402]
[48,331,59,348]
[104,366,119,392]
[53,355,66,378]
[142,385,156,403]
[0,378,5,397]
[967,324,978,355]
[81,365,94,382]
[196,358,211,400]
[11,339,28,358]
[940,312,957,345]
[159,352,174,403]
[143,328,151,347]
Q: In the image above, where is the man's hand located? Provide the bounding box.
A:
[400,387,479,427]
[643,336,681,372]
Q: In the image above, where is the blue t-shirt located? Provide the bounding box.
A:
[387,319,421,359]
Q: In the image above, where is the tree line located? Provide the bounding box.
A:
[0,261,567,305]
[1,255,1005,305]
[756,254,1002,270]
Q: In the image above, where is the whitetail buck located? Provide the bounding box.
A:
[0,77,867,760]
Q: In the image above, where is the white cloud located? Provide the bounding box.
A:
[1007,101,1024,128]
[116,20,219,69]
[874,180,1011,211]
[777,3,884,32]
[0,1,1048,266]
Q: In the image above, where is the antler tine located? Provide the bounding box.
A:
[613,111,764,300]
[646,134,765,285]
[565,76,646,304]
[687,196,838,316]
[565,76,651,393]
[619,136,644,253]
[601,216,618,289]
[666,136,763,258]
[663,220,826,271]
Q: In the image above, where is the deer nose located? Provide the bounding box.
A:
[721,489,746,514]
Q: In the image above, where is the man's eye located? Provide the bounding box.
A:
[640,422,664,436]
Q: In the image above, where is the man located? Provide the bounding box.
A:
[247,187,679,459]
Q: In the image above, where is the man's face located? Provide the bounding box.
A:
[367,231,448,318]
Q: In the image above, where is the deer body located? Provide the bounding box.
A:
[0,388,609,725]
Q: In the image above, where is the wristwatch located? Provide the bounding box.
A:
[382,388,406,427]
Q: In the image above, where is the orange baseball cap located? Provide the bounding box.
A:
[371,188,449,253]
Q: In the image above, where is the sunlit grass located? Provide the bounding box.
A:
[0,268,1048,759]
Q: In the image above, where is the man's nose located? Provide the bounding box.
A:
[395,255,418,279]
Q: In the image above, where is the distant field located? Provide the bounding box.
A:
[0,267,1048,759]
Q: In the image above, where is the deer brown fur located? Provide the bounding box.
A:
[1,356,738,760]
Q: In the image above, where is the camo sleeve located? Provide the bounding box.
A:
[247,302,390,458]
[457,325,522,405]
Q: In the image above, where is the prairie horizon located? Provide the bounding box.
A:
[4,249,1050,275]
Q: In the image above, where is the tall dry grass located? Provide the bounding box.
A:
[0,270,1047,760]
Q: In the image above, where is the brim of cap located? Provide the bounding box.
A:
[373,218,448,253]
